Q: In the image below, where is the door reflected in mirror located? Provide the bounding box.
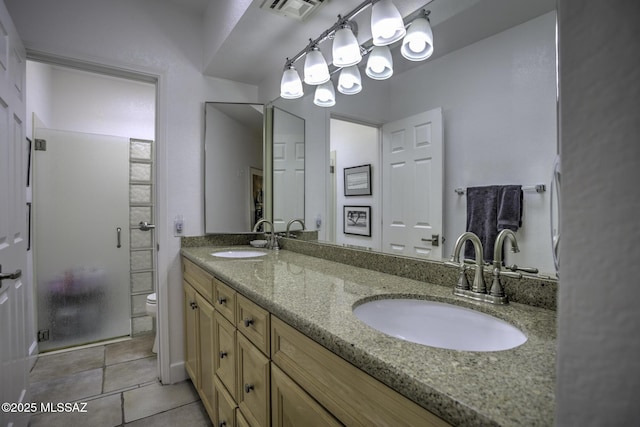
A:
[272,107,305,232]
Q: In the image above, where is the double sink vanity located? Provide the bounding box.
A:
[181,235,556,426]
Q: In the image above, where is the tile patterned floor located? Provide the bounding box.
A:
[28,334,212,427]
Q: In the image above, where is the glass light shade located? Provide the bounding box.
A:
[371,0,407,46]
[366,46,393,80]
[337,65,362,95]
[304,46,330,85]
[332,26,362,68]
[280,66,304,99]
[313,81,336,107]
[401,17,433,61]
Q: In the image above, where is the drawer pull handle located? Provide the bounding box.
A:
[243,318,254,327]
[220,351,228,359]
[217,297,227,305]
[244,383,254,393]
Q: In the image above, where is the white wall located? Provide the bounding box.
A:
[330,119,380,250]
[6,0,259,383]
[556,0,640,424]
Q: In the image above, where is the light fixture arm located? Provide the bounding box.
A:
[284,0,376,68]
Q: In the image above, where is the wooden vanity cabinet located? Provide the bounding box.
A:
[271,363,342,427]
[183,256,450,427]
[271,316,452,427]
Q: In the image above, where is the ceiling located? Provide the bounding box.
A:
[183,0,555,87]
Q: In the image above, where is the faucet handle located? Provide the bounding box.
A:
[505,264,539,274]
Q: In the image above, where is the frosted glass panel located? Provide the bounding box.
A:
[131,294,148,316]
[130,184,152,203]
[130,206,152,225]
[132,316,153,335]
[130,139,152,160]
[130,229,152,248]
[131,271,153,293]
[34,128,131,351]
[130,163,151,181]
[131,250,152,270]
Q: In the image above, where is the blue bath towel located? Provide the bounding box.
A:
[464,186,499,263]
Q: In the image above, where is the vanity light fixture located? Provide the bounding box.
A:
[304,43,330,85]
[279,0,434,106]
[401,10,433,61]
[337,65,363,95]
[332,22,362,68]
[366,45,393,80]
[314,80,336,107]
[280,63,304,99]
[371,0,407,46]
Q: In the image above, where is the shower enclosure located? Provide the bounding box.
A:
[33,127,153,351]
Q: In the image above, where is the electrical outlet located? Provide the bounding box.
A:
[174,215,184,236]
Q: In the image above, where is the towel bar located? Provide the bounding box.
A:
[454,184,545,195]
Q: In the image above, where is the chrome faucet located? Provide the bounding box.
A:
[448,232,487,294]
[488,229,521,304]
[285,218,305,238]
[252,219,278,249]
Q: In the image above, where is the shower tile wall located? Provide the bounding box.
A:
[129,139,155,336]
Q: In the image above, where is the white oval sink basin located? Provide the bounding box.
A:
[353,299,527,352]
[211,250,267,259]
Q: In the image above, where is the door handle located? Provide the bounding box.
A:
[421,234,441,247]
[0,265,22,282]
[139,221,156,231]
[117,227,122,248]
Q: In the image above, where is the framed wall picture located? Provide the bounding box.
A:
[344,164,371,196]
[343,205,371,236]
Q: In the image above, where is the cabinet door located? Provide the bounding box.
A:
[272,364,343,427]
[197,293,216,420]
[213,277,236,324]
[237,332,270,427]
[215,310,237,400]
[237,294,270,355]
[215,376,237,427]
[183,281,199,386]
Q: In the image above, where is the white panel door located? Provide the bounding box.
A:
[0,3,29,426]
[272,108,304,232]
[382,108,443,260]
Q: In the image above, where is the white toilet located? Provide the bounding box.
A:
[145,292,158,353]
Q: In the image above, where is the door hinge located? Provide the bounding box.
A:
[34,139,47,151]
[329,165,335,174]
[38,329,50,342]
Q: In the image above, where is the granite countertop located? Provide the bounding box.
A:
[181,246,556,427]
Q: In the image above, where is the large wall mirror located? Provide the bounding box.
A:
[204,102,265,233]
[268,0,558,275]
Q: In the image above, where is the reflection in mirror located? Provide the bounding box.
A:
[270,2,558,275]
[204,102,264,233]
[272,107,305,232]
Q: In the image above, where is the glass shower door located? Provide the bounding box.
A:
[34,128,131,351]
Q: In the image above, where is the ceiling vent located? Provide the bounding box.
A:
[260,0,326,21]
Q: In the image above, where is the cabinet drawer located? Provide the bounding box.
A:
[271,363,343,427]
[214,278,237,324]
[271,316,451,427]
[214,311,237,400]
[215,376,237,427]
[183,258,213,302]
[236,294,270,356]
[237,333,270,427]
